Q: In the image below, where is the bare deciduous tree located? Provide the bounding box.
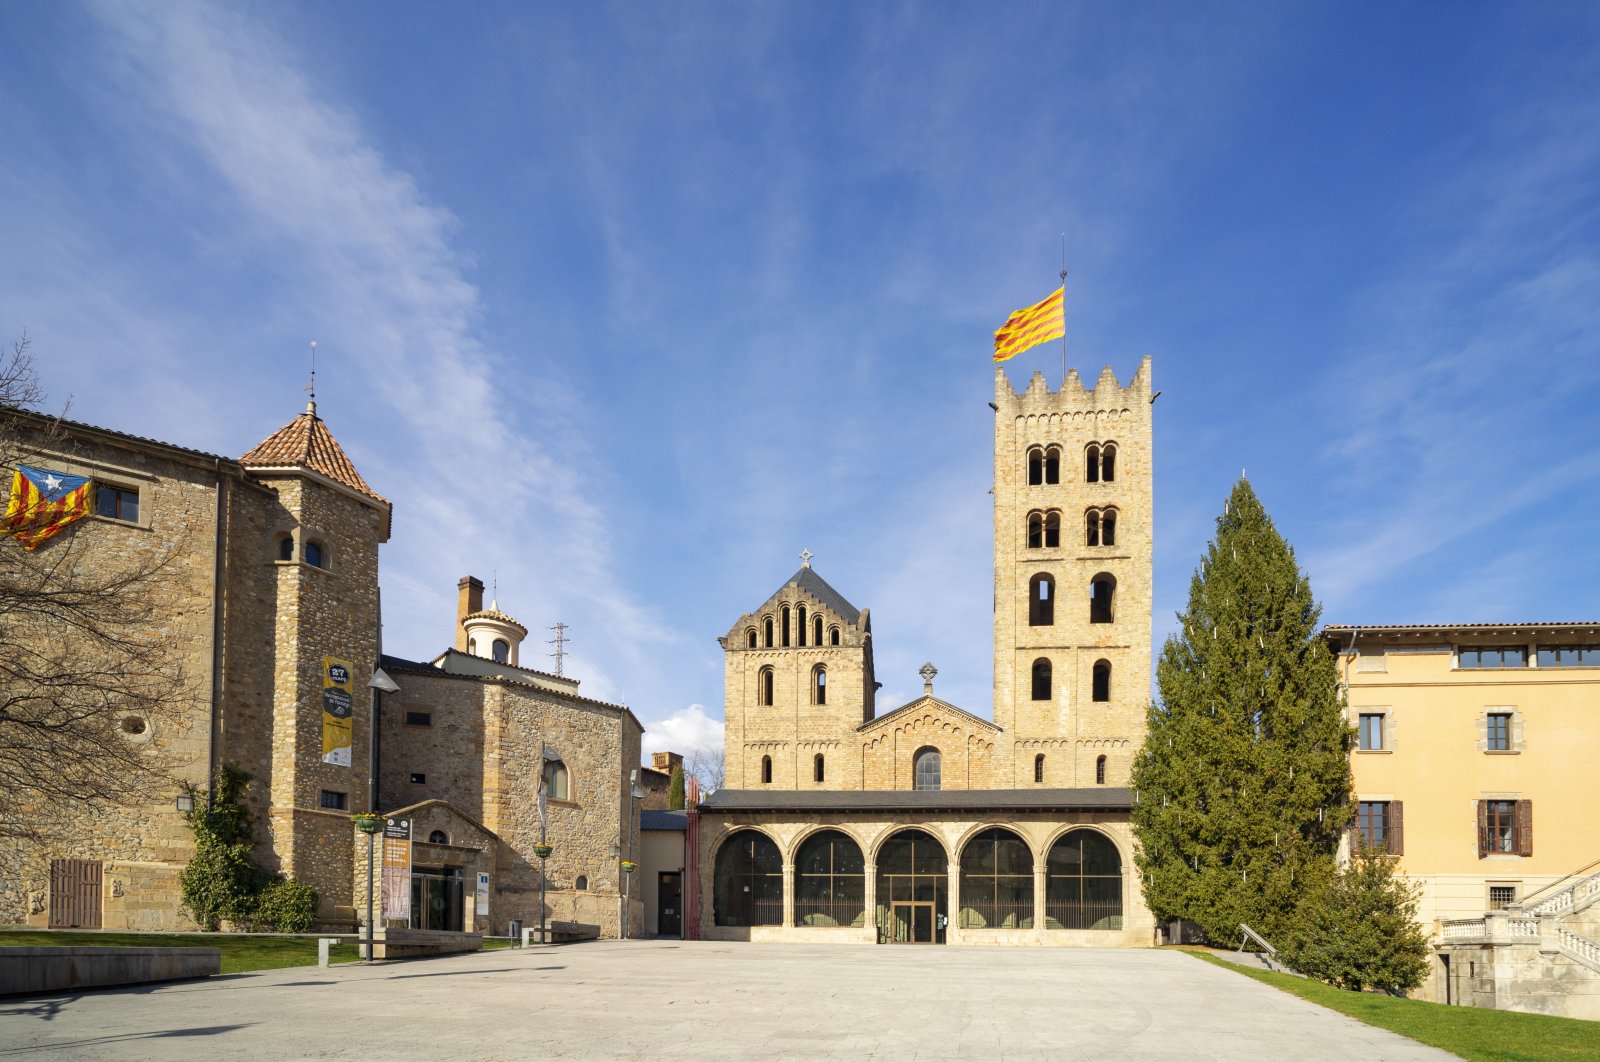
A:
[686,748,724,795]
[0,334,192,843]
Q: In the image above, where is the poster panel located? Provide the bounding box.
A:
[381,817,412,922]
[321,656,354,766]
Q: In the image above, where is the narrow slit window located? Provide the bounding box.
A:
[814,616,823,646]
[798,606,808,646]
[764,618,774,647]
[746,628,757,649]
[1031,658,1052,701]
[758,667,774,707]
[1034,754,1045,784]
[1029,574,1055,627]
[1095,755,1106,785]
[761,756,772,784]
[813,665,827,705]
[1043,446,1060,484]
[1090,575,1115,624]
[781,606,791,647]
[814,754,825,783]
[1043,511,1060,548]
[1092,660,1110,702]
[1027,512,1043,549]
[1101,508,1117,546]
[1086,510,1101,547]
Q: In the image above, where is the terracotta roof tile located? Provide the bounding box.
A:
[239,402,388,506]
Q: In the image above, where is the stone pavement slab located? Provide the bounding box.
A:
[0,941,1457,1061]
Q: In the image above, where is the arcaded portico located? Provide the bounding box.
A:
[692,789,1154,946]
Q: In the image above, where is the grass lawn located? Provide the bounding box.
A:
[1186,949,1600,1062]
[1,930,515,972]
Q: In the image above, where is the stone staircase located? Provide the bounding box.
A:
[1436,861,1600,1019]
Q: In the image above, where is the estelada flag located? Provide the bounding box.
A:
[993,286,1065,363]
[2,464,93,550]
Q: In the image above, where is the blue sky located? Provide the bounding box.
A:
[4,2,1598,763]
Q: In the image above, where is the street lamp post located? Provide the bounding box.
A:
[353,814,384,962]
[533,836,553,945]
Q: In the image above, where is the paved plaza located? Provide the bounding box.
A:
[0,941,1453,1061]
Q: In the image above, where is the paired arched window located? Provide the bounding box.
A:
[304,540,327,569]
[1046,829,1122,929]
[959,828,1034,929]
[814,616,824,645]
[763,618,774,647]
[1031,658,1052,701]
[1089,574,1115,624]
[829,626,841,646]
[491,638,510,663]
[542,758,570,801]
[1086,507,1117,547]
[795,830,864,927]
[761,755,773,784]
[1096,754,1107,785]
[1026,510,1061,549]
[913,747,941,791]
[1092,660,1111,702]
[746,627,757,648]
[757,666,774,706]
[1029,574,1055,626]
[812,665,827,705]
[1034,753,1045,784]
[713,831,782,926]
[797,606,807,646]
[1086,442,1117,483]
[1026,445,1062,485]
[277,536,294,561]
[813,753,825,783]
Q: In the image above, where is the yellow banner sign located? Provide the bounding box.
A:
[322,656,354,767]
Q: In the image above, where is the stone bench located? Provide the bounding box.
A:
[356,928,483,960]
[0,947,221,996]
[521,921,601,945]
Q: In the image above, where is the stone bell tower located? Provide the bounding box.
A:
[992,358,1153,788]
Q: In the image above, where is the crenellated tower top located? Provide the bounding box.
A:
[994,355,1153,415]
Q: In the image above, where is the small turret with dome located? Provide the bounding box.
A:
[454,575,528,665]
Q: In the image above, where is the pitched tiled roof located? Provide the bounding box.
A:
[698,788,1134,813]
[239,402,387,505]
[642,810,687,831]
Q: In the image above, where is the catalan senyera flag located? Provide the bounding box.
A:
[2,464,93,551]
[993,285,1065,363]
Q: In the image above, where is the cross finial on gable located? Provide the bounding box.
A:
[799,548,813,568]
[919,661,937,696]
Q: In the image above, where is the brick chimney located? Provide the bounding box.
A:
[456,575,484,651]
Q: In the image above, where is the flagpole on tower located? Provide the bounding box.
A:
[1059,233,1068,388]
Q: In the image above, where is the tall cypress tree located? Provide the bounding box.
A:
[1131,479,1352,947]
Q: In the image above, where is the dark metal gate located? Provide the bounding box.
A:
[49,859,103,929]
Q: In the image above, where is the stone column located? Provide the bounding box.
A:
[946,862,962,945]
[783,862,795,928]
[864,862,877,941]
[1034,862,1047,941]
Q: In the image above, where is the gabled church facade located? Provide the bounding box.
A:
[692,359,1159,946]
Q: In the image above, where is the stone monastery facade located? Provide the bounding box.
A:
[694,360,1159,946]
[3,402,644,938]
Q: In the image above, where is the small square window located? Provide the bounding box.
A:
[319,790,348,810]
[94,484,140,523]
[1488,885,1517,910]
[1486,713,1512,752]
[1357,714,1385,751]
[409,772,426,785]
[405,711,432,727]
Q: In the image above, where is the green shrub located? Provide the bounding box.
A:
[255,878,319,933]
[1279,845,1431,992]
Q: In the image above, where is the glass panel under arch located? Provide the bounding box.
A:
[794,830,865,927]
[958,828,1034,929]
[1046,829,1123,930]
[713,831,783,927]
[875,829,947,944]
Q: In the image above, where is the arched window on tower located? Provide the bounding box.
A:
[812,665,827,705]
[1101,508,1117,546]
[492,638,510,663]
[913,747,942,791]
[1096,755,1107,785]
[746,627,757,649]
[758,666,774,706]
[304,540,326,569]
[1034,754,1045,784]
[1092,660,1111,702]
[1086,443,1101,483]
[761,756,773,784]
[1027,512,1044,549]
[798,606,808,646]
[1101,443,1116,482]
[1026,447,1044,486]
[1031,658,1052,701]
[1029,574,1055,626]
[814,616,823,646]
[764,617,774,647]
[814,753,825,783]
[1089,574,1116,624]
[781,606,791,647]
[1086,509,1102,547]
[542,758,570,801]
[1044,510,1060,548]
[1044,445,1061,484]
[277,536,294,561]
[829,626,841,646]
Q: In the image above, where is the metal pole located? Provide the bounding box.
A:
[365,831,375,963]
[538,856,547,945]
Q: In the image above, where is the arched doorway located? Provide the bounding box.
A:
[875,829,948,944]
[1045,829,1123,930]
[958,827,1034,929]
[713,830,782,927]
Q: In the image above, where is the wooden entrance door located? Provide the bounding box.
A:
[658,872,682,937]
[49,859,102,929]
[890,901,937,943]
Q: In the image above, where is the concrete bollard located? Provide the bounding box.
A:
[318,938,339,967]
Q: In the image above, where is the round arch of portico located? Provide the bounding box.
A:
[784,822,873,865]
[706,823,782,857]
[1038,821,1131,869]
[948,819,1039,865]
[863,823,952,866]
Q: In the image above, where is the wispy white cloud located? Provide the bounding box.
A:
[639,704,723,760]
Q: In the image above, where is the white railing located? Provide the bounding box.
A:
[1523,863,1600,917]
[1508,917,1540,938]
[1557,927,1600,973]
[1441,918,1487,941]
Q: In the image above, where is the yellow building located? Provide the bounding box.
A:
[1329,623,1600,1017]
